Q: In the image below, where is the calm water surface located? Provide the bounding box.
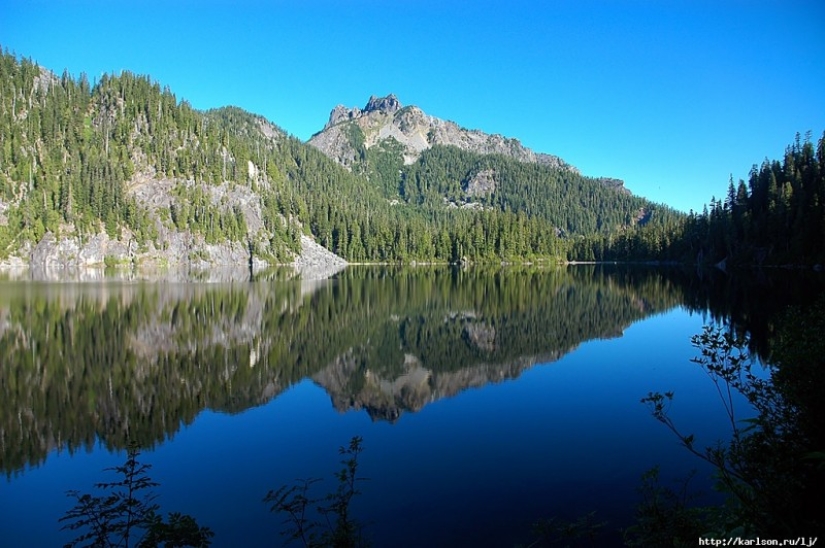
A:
[1,266,813,547]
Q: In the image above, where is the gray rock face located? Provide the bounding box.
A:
[463,168,497,197]
[29,232,129,270]
[22,229,255,281]
[10,230,347,282]
[3,168,348,280]
[292,235,348,281]
[595,177,630,194]
[328,104,362,127]
[308,94,579,172]
[364,94,401,114]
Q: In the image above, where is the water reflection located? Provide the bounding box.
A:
[0,266,673,473]
[1,265,822,477]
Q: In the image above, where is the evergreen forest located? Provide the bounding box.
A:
[0,50,822,267]
[0,51,664,265]
[570,132,825,265]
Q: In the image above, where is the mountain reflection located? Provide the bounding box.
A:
[1,266,692,474]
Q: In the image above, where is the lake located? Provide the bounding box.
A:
[1,265,819,547]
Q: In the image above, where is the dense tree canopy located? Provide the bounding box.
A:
[0,51,682,265]
[568,132,825,265]
[2,50,819,266]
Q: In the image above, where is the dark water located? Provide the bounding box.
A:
[1,266,821,547]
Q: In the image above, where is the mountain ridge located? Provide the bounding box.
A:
[309,93,580,171]
[0,52,679,272]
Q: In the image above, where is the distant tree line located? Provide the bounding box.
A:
[569,132,825,266]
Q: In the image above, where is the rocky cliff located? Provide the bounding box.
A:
[308,94,579,171]
[1,205,347,282]
[3,229,346,282]
[0,138,348,280]
[0,54,350,279]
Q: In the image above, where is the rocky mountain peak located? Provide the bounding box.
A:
[326,104,361,128]
[364,94,401,114]
[322,94,402,130]
[308,94,582,175]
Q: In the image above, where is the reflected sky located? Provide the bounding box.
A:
[2,307,741,547]
[0,266,789,547]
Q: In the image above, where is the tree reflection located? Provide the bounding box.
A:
[1,266,821,475]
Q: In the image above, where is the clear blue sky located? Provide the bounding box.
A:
[3,0,824,213]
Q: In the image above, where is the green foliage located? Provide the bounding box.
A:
[264,436,369,548]
[571,132,825,265]
[0,50,683,265]
[401,145,666,235]
[167,184,249,244]
[622,467,711,547]
[363,137,404,197]
[641,317,825,540]
[0,52,154,252]
[343,123,366,161]
[0,51,304,260]
[59,445,213,547]
[759,295,825,535]
[770,293,825,447]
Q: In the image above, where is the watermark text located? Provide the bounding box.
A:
[699,538,818,547]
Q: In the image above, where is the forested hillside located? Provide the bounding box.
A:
[568,133,825,266]
[699,133,825,265]
[0,52,305,264]
[399,145,666,234]
[0,50,681,267]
